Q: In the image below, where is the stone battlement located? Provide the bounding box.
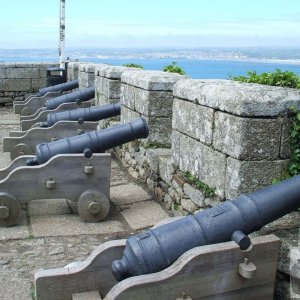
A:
[0,62,58,104]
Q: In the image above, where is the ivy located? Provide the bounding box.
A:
[184,171,215,197]
[163,61,186,75]
[288,105,300,177]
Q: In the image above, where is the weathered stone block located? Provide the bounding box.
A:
[136,89,173,117]
[121,84,174,117]
[120,105,140,124]
[213,111,282,160]
[98,65,142,79]
[280,118,291,159]
[173,79,300,117]
[225,157,289,199]
[173,98,214,145]
[67,62,79,80]
[183,183,205,207]
[181,198,199,213]
[95,65,110,77]
[0,79,31,91]
[32,78,47,90]
[146,148,171,173]
[79,72,95,88]
[121,84,136,109]
[102,78,121,99]
[95,92,107,107]
[0,67,5,78]
[159,156,174,185]
[121,70,186,91]
[143,116,172,147]
[6,67,40,79]
[173,131,226,198]
[171,130,181,166]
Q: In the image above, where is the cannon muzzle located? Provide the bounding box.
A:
[112,175,300,281]
[45,87,95,110]
[40,102,121,128]
[37,80,79,97]
[26,118,148,166]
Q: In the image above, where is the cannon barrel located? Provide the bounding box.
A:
[112,175,300,281]
[37,80,79,96]
[41,102,121,127]
[45,87,95,110]
[26,118,148,166]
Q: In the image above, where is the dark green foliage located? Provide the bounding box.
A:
[123,63,144,69]
[232,68,300,89]
[288,105,300,177]
[184,171,215,197]
[163,61,186,75]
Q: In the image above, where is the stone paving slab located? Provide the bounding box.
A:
[0,152,12,168]
[0,210,29,240]
[31,215,127,237]
[110,183,152,205]
[110,167,129,187]
[121,201,170,230]
[28,199,71,216]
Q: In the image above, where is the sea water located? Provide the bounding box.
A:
[1,49,300,79]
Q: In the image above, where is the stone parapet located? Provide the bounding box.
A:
[172,79,300,199]
[78,63,104,88]
[94,65,141,129]
[0,62,58,104]
[121,70,185,147]
[67,62,80,81]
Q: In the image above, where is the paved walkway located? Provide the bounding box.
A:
[0,107,170,300]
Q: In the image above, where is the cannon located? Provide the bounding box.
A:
[13,80,79,114]
[16,87,94,117]
[38,79,79,97]
[26,118,148,166]
[19,101,92,131]
[0,118,149,227]
[40,102,121,128]
[3,103,121,160]
[3,121,98,161]
[112,174,300,281]
[45,87,95,110]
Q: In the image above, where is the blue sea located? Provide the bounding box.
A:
[1,48,300,79]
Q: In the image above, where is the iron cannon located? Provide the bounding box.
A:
[27,118,148,166]
[40,102,121,128]
[45,87,95,110]
[37,80,79,96]
[112,174,300,281]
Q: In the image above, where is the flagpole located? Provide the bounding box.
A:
[59,0,66,68]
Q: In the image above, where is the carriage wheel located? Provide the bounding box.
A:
[10,143,33,161]
[0,193,21,227]
[78,189,110,223]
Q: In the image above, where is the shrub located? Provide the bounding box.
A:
[163,61,186,75]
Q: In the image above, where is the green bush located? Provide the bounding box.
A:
[232,68,300,89]
[123,63,144,69]
[163,61,186,75]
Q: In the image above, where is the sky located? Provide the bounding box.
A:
[0,0,300,49]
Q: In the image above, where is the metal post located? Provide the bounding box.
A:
[59,0,66,68]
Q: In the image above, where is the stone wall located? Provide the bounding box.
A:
[115,77,300,216]
[78,63,108,89]
[120,70,185,147]
[95,65,142,129]
[0,63,58,105]
[67,62,80,81]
